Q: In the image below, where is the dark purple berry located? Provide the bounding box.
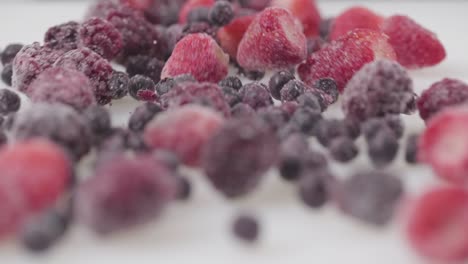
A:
[299,169,332,208]
[79,17,123,60]
[314,78,339,105]
[315,119,351,147]
[108,71,129,99]
[44,21,80,52]
[0,89,20,115]
[241,69,265,81]
[336,171,404,226]
[239,82,273,110]
[297,91,323,113]
[344,118,361,139]
[141,0,186,26]
[128,102,163,132]
[269,70,295,100]
[231,103,255,118]
[1,64,13,86]
[304,150,328,170]
[209,1,234,26]
[219,76,242,91]
[126,55,165,83]
[280,80,306,102]
[278,133,309,181]
[128,75,155,101]
[289,107,322,135]
[155,75,196,96]
[367,129,399,168]
[319,17,334,40]
[222,86,242,107]
[232,214,259,242]
[406,134,419,164]
[202,117,279,197]
[385,115,405,139]
[1,43,23,66]
[187,7,211,23]
[165,24,184,54]
[176,175,192,201]
[257,106,288,133]
[83,106,112,136]
[363,115,404,140]
[329,137,359,163]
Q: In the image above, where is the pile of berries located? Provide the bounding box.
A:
[0,0,464,262]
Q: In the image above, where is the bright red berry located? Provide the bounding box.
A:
[217,15,255,59]
[329,6,383,41]
[271,0,321,37]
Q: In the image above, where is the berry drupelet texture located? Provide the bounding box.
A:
[79,17,123,60]
[44,21,80,52]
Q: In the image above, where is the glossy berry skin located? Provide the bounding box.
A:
[44,21,80,52]
[202,117,279,197]
[128,102,163,132]
[382,15,446,69]
[1,43,23,65]
[419,106,468,184]
[232,214,259,242]
[0,140,71,237]
[0,89,20,115]
[269,70,295,100]
[217,15,255,59]
[54,48,113,105]
[28,67,96,111]
[76,155,178,235]
[162,33,229,83]
[271,0,321,37]
[342,60,416,121]
[1,64,13,86]
[144,105,224,167]
[417,78,468,122]
[237,7,307,71]
[336,171,403,226]
[79,17,123,60]
[239,82,273,110]
[329,6,383,41]
[405,187,468,262]
[298,29,396,92]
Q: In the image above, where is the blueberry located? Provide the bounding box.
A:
[240,68,265,81]
[278,133,310,181]
[0,89,20,115]
[239,83,273,110]
[232,214,259,242]
[297,91,323,113]
[314,78,339,105]
[83,106,112,137]
[406,134,419,164]
[329,137,359,163]
[128,102,163,132]
[126,55,165,83]
[367,129,399,167]
[209,1,234,26]
[221,86,242,107]
[269,71,295,100]
[257,106,288,133]
[289,107,322,135]
[128,75,155,101]
[314,119,350,146]
[280,80,306,102]
[231,103,255,118]
[219,76,242,91]
[1,64,13,86]
[1,43,23,65]
[108,71,129,100]
[299,169,332,208]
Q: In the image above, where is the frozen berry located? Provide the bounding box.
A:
[12,103,92,160]
[217,15,255,58]
[257,106,289,133]
[231,103,255,118]
[83,106,112,138]
[126,55,164,83]
[0,140,71,237]
[76,155,177,234]
[297,91,323,113]
[128,75,155,101]
[187,7,211,23]
[278,133,310,181]
[419,106,468,184]
[79,17,123,60]
[1,63,13,86]
[238,82,273,110]
[271,0,321,37]
[28,67,96,111]
[145,105,224,166]
[238,0,269,10]
[85,0,119,19]
[0,89,20,115]
[232,214,259,242]
[405,187,468,262]
[222,86,241,107]
[239,69,265,81]
[237,7,307,71]
[367,128,399,168]
[342,60,416,121]
[315,119,352,147]
[406,134,419,164]
[417,78,468,122]
[54,48,113,105]
[44,21,80,52]
[337,171,403,226]
[382,15,446,69]
[128,102,163,132]
[329,6,383,41]
[141,0,186,26]
[299,169,332,208]
[269,70,295,100]
[219,76,242,91]
[165,24,184,54]
[1,43,23,65]
[363,115,404,140]
[202,117,279,197]
[12,43,64,93]
[280,80,307,102]
[298,29,396,92]
[108,71,129,99]
[209,1,234,26]
[162,33,228,83]
[179,0,215,23]
[329,137,358,163]
[289,107,322,135]
[161,81,230,116]
[314,78,339,106]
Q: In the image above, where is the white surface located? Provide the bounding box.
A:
[1,1,468,264]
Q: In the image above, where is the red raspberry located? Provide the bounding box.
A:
[217,15,255,59]
[271,0,321,37]
[54,48,113,105]
[381,15,446,69]
[237,7,307,71]
[329,6,384,41]
[12,43,64,93]
[76,155,177,234]
[419,106,468,184]
[44,21,80,52]
[144,105,224,166]
[28,67,96,111]
[0,140,71,237]
[417,78,468,122]
[298,29,396,92]
[160,81,230,117]
[179,0,214,23]
[405,187,468,262]
[79,17,123,60]
[161,33,229,83]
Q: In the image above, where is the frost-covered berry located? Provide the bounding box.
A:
[126,55,164,83]
[297,91,323,113]
[221,86,241,107]
[315,119,352,147]
[363,115,404,140]
[329,137,359,163]
[269,70,295,100]
[278,133,310,181]
[128,75,156,101]
[107,71,129,99]
[280,80,308,102]
[239,82,273,110]
[257,106,289,133]
[209,1,234,26]
[1,43,23,65]
[289,107,322,135]
[0,89,21,115]
[231,103,255,118]
[219,76,242,91]
[128,102,163,132]
[187,7,210,23]
[79,17,123,60]
[1,64,13,86]
[314,78,339,106]
[366,128,399,168]
[44,21,80,52]
[83,106,112,138]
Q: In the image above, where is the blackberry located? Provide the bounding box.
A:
[128,75,156,101]
[1,64,13,86]
[219,76,243,91]
[128,102,163,132]
[44,21,80,52]
[314,78,339,105]
[406,134,419,164]
[329,137,359,163]
[299,169,332,209]
[269,70,295,100]
[187,7,211,23]
[108,71,129,99]
[209,1,235,26]
[239,82,273,110]
[0,89,20,115]
[232,214,259,242]
[280,80,306,102]
[79,17,123,60]
[367,128,399,168]
[1,43,23,65]
[126,55,165,83]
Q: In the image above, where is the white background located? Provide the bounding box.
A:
[1,1,468,263]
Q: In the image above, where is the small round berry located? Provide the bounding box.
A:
[239,82,273,110]
[222,86,242,107]
[83,106,112,137]
[128,75,155,101]
[1,64,13,86]
[44,21,80,52]
[126,55,165,83]
[367,129,399,168]
[241,69,265,81]
[108,71,129,100]
[219,76,243,91]
[329,137,359,163]
[257,106,288,133]
[278,133,310,181]
[289,107,323,135]
[1,44,23,66]
[231,103,255,118]
[187,7,211,23]
[232,214,259,243]
[314,119,351,147]
[314,78,339,105]
[128,102,163,132]
[406,134,419,164]
[280,80,306,102]
[269,70,295,100]
[297,92,323,113]
[299,170,332,209]
[0,89,20,115]
[209,1,234,26]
